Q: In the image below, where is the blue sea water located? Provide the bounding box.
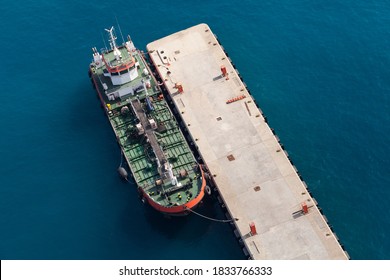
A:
[0,0,389,260]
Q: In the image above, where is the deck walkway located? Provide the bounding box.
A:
[147,23,348,260]
[131,99,166,164]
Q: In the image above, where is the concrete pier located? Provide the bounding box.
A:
[147,23,348,260]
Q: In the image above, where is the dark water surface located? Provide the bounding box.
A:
[1,0,389,259]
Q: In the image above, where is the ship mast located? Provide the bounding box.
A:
[105,26,122,61]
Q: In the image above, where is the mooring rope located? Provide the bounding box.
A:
[185,206,238,223]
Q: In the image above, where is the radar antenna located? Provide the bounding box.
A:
[105,26,122,61]
[105,26,118,50]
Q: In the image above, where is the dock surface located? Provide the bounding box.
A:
[147,23,348,260]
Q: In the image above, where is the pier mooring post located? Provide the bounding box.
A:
[249,222,257,236]
[302,202,309,214]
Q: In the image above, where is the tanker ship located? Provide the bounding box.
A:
[88,27,206,215]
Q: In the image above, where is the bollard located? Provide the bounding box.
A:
[175,83,183,93]
[301,202,308,214]
[250,222,257,235]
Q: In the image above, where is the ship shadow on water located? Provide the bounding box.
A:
[141,195,221,240]
[112,189,248,259]
[64,82,112,142]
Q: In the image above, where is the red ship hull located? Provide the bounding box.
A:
[140,167,207,215]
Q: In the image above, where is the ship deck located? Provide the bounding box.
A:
[90,47,202,208]
[147,23,349,259]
